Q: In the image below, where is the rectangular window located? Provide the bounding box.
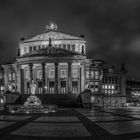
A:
[72,69,78,78]
[59,44,61,48]
[29,46,32,52]
[112,85,115,89]
[90,71,94,79]
[36,70,42,80]
[63,44,66,49]
[72,81,78,94]
[71,44,75,51]
[34,46,37,51]
[13,73,16,80]
[95,71,99,80]
[60,69,67,78]
[95,88,98,92]
[86,70,89,79]
[24,47,27,53]
[49,70,55,79]
[25,70,30,80]
[38,45,41,49]
[67,44,70,50]
[8,73,12,81]
[42,45,45,48]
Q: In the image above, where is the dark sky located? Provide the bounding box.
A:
[0,0,140,79]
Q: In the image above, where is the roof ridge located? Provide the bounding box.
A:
[21,30,85,43]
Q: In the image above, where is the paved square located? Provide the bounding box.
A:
[0,115,31,121]
[11,123,91,137]
[96,120,140,134]
[78,111,111,116]
[34,116,80,122]
[127,114,140,119]
[87,115,131,122]
[0,121,15,129]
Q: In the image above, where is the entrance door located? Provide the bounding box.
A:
[72,81,78,94]
[60,81,66,94]
[27,82,30,94]
[49,81,54,94]
[38,82,43,94]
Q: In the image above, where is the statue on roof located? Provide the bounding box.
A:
[46,22,57,31]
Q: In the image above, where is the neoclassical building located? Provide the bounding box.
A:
[1,23,127,106]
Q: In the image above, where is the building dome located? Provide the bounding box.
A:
[19,23,86,56]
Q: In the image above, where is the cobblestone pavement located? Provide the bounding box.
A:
[0,107,140,140]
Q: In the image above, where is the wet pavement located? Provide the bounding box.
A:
[0,107,140,139]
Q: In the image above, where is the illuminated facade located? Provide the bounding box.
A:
[126,80,140,105]
[1,23,127,106]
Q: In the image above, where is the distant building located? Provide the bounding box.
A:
[126,80,140,106]
[0,23,127,107]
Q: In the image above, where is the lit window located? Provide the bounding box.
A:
[108,90,111,94]
[72,69,78,78]
[8,73,12,81]
[91,71,94,79]
[36,70,42,80]
[95,88,98,92]
[102,85,104,89]
[60,69,67,78]
[112,85,115,89]
[105,90,107,94]
[24,47,27,53]
[108,85,111,89]
[13,73,16,80]
[86,71,89,79]
[49,70,55,79]
[105,85,107,89]
[111,90,114,94]
[25,70,30,80]
[95,71,99,80]
[95,71,99,75]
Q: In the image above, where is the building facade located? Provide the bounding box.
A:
[1,23,127,106]
[126,80,140,106]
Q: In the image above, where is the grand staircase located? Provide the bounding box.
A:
[14,94,82,107]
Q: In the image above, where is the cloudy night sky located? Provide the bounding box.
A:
[0,0,140,79]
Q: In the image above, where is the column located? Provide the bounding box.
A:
[29,63,33,81]
[68,62,72,94]
[29,63,33,93]
[55,62,58,94]
[17,64,21,93]
[81,62,85,92]
[42,62,45,93]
